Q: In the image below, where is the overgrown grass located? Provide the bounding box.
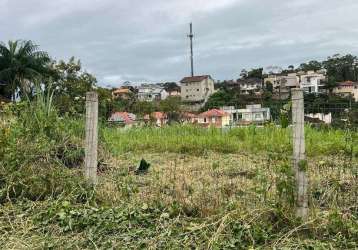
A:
[1,99,357,248]
[103,124,357,157]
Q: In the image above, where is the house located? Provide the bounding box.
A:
[197,109,230,128]
[108,112,136,127]
[264,73,298,100]
[264,70,327,99]
[163,82,181,97]
[236,78,262,95]
[144,112,168,127]
[222,104,270,125]
[282,73,299,88]
[333,81,358,101]
[305,113,332,124]
[137,84,169,102]
[264,74,283,89]
[299,70,326,93]
[112,87,133,100]
[167,89,181,97]
[180,75,215,103]
[181,112,197,124]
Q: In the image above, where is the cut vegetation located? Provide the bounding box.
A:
[0,98,357,249]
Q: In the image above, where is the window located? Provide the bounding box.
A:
[211,117,216,123]
[186,95,189,98]
[197,89,199,91]
[254,113,262,120]
[204,118,207,123]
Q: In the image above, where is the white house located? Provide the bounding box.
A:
[299,70,326,93]
[222,104,271,125]
[306,113,332,124]
[264,70,327,98]
[236,78,262,95]
[137,84,169,102]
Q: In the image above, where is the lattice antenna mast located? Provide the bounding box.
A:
[188,22,194,77]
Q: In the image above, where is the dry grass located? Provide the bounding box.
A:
[1,111,357,248]
[0,151,356,249]
[97,151,357,217]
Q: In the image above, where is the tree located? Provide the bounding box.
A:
[132,101,156,115]
[247,68,263,79]
[203,90,235,110]
[0,80,11,100]
[323,54,358,82]
[265,81,273,93]
[50,57,96,115]
[163,82,180,93]
[322,76,338,94]
[240,69,248,79]
[0,40,51,100]
[299,60,322,72]
[97,86,113,119]
[159,96,182,123]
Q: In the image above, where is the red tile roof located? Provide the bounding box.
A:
[109,112,136,124]
[152,111,167,119]
[113,88,131,94]
[337,81,358,87]
[180,75,211,83]
[182,112,197,118]
[199,109,229,118]
[144,112,167,120]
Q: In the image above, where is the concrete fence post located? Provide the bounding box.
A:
[84,91,98,184]
[291,88,308,220]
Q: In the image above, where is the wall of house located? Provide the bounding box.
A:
[181,81,203,101]
[264,75,282,89]
[138,88,167,102]
[181,78,215,102]
[283,73,299,87]
[333,85,358,101]
[160,90,169,100]
[221,115,230,127]
[300,72,326,93]
[198,115,229,128]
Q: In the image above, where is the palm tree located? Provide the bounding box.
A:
[0,40,51,100]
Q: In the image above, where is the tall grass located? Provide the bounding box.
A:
[103,124,356,157]
[1,97,357,249]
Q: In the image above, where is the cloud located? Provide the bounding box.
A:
[1,0,358,85]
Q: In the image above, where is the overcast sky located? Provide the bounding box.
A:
[1,0,358,86]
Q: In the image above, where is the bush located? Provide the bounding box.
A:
[0,91,90,203]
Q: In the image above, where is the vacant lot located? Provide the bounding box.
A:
[1,114,357,248]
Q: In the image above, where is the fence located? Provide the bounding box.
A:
[85,89,358,220]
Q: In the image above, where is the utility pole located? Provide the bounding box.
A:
[188,22,194,77]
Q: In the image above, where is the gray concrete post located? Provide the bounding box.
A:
[84,92,98,184]
[291,88,308,220]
